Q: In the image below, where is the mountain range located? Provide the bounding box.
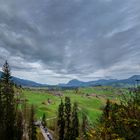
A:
[0,71,140,87]
[0,71,47,87]
[59,75,140,87]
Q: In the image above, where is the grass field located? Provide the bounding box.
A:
[23,86,123,125]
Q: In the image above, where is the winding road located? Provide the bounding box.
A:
[40,126,49,140]
[40,125,53,140]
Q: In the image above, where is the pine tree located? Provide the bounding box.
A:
[104,99,111,119]
[57,99,65,140]
[1,61,16,140]
[100,99,112,140]
[22,102,30,140]
[1,61,11,84]
[71,102,79,140]
[28,105,37,140]
[42,113,47,128]
[64,97,71,140]
[0,82,4,139]
[82,113,89,140]
[15,111,23,140]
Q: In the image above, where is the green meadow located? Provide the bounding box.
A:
[23,86,123,124]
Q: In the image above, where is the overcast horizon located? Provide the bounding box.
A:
[0,0,140,84]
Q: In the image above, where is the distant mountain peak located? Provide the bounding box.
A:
[67,79,85,87]
[68,79,81,83]
[129,75,140,80]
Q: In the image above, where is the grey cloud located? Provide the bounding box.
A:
[0,0,140,84]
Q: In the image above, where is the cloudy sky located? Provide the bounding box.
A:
[0,0,140,84]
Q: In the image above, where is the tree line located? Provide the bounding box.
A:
[57,97,79,140]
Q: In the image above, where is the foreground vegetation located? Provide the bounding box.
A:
[87,88,140,140]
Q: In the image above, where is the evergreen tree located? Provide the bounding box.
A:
[57,99,65,140]
[15,111,23,140]
[104,99,111,119]
[1,61,11,84]
[71,102,79,140]
[42,113,47,128]
[64,97,71,140]
[101,99,112,140]
[82,113,89,140]
[1,61,16,140]
[28,105,37,140]
[0,82,4,139]
[57,98,80,140]
[22,102,30,140]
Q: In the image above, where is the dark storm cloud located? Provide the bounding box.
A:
[0,0,140,84]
